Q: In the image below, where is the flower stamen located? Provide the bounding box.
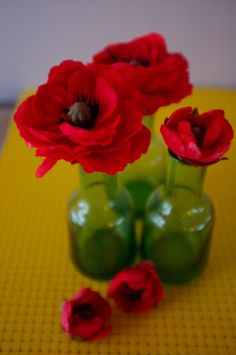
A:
[192,124,205,147]
[73,303,95,321]
[124,283,144,301]
[68,102,95,129]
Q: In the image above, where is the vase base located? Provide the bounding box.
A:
[69,226,136,280]
[141,220,213,284]
[156,260,209,285]
[70,256,135,281]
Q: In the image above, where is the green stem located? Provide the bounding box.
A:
[166,154,207,197]
[197,168,206,197]
[166,154,177,196]
[103,174,117,200]
[78,164,118,202]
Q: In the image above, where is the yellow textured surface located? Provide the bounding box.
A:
[0,88,236,355]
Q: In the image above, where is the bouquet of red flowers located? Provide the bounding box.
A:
[14,33,193,178]
[13,32,234,341]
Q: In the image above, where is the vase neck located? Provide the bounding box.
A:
[166,154,206,197]
[144,114,155,132]
[79,167,118,201]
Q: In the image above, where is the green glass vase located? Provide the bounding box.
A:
[119,115,166,218]
[68,168,136,280]
[141,153,215,284]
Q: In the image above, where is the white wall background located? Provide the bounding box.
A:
[0,0,236,102]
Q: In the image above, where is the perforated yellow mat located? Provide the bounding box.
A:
[0,88,236,355]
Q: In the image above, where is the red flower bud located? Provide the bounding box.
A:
[108,261,164,314]
[61,288,112,341]
[160,107,234,165]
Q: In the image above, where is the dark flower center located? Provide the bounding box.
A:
[107,50,117,62]
[106,50,148,67]
[124,284,144,301]
[192,124,205,147]
[128,59,148,67]
[67,101,98,129]
[73,302,95,321]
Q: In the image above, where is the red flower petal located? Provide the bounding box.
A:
[68,70,96,105]
[33,83,69,123]
[48,60,84,84]
[160,125,185,156]
[78,144,130,175]
[199,143,231,164]
[61,301,73,333]
[35,157,57,177]
[167,107,193,128]
[202,115,222,148]
[178,120,193,136]
[114,99,143,146]
[179,133,201,160]
[128,125,151,164]
[95,76,118,120]
[59,113,119,146]
[72,317,104,339]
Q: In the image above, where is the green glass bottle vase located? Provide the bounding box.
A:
[119,115,166,218]
[68,168,137,280]
[141,153,215,284]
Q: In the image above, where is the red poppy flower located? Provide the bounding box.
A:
[160,107,234,165]
[93,33,192,115]
[14,61,150,177]
[108,261,164,314]
[61,288,112,341]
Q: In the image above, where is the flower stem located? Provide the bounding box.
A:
[103,174,117,200]
[166,154,177,196]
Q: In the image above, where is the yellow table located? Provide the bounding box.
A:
[0,88,236,355]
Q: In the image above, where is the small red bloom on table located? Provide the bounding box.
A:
[160,107,234,165]
[108,261,164,314]
[61,288,112,341]
[14,61,150,177]
[93,33,192,115]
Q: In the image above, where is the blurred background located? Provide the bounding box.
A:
[0,0,236,144]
